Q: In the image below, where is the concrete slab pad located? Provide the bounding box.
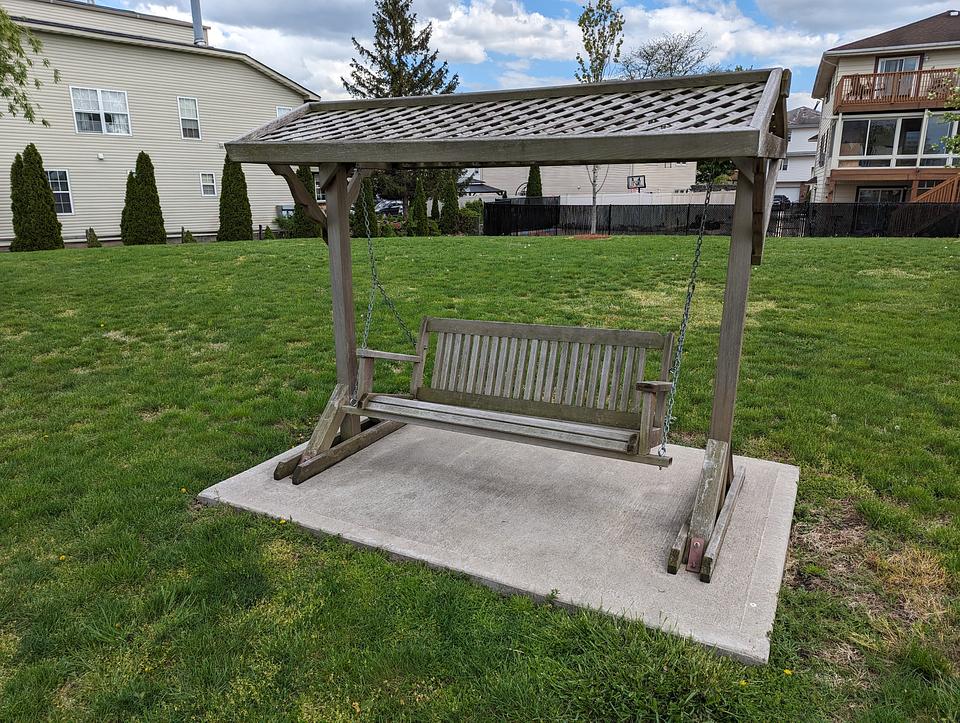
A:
[200,427,798,665]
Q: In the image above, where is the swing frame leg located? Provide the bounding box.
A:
[667,158,778,582]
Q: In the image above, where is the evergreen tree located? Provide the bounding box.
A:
[526,164,543,197]
[342,0,459,212]
[11,143,62,251]
[439,177,459,234]
[120,171,138,244]
[430,195,440,220]
[121,151,166,244]
[217,157,253,241]
[290,165,321,239]
[9,152,25,244]
[343,0,458,98]
[407,175,429,236]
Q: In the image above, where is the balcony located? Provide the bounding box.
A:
[834,68,960,113]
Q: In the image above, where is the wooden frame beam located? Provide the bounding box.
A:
[268,163,331,229]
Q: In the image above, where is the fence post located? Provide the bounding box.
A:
[258,224,263,240]
[686,203,691,235]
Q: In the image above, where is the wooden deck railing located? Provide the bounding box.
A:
[914,173,960,203]
[835,68,959,112]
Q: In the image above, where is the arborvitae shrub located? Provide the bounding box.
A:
[85,228,101,247]
[263,226,276,240]
[439,178,459,234]
[121,152,166,244]
[407,175,429,236]
[526,164,543,197]
[181,230,197,243]
[430,195,440,220]
[10,144,63,251]
[217,157,253,241]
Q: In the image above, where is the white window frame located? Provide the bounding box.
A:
[276,106,293,118]
[45,169,74,215]
[69,86,132,136]
[199,172,217,197]
[833,111,958,169]
[178,96,202,140]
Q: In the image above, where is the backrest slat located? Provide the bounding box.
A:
[420,319,671,428]
[476,335,490,393]
[586,343,602,408]
[534,339,549,401]
[492,336,509,396]
[523,338,540,400]
[555,342,569,403]
[575,343,591,406]
[542,341,559,402]
[619,346,636,411]
[483,336,499,395]
[608,345,624,410]
[563,342,580,406]
[597,345,613,409]
[448,333,464,391]
[434,332,448,390]
[511,338,528,398]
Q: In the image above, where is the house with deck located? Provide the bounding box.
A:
[1,0,316,245]
[811,11,960,205]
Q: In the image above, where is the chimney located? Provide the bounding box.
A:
[190,0,206,46]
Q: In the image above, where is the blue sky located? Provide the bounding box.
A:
[115,0,960,108]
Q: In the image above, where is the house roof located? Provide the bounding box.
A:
[831,10,960,51]
[22,0,209,33]
[226,68,790,168]
[813,11,960,98]
[787,106,820,127]
[12,15,317,100]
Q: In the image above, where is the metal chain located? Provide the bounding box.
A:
[659,185,712,457]
[353,180,418,404]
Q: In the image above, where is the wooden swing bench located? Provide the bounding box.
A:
[231,67,792,581]
[347,317,676,466]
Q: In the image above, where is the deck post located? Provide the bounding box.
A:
[324,163,361,440]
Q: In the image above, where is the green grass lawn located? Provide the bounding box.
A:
[1,234,958,720]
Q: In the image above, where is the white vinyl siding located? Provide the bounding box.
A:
[46,170,74,214]
[0,31,308,242]
[178,97,201,139]
[70,87,131,135]
[199,172,216,196]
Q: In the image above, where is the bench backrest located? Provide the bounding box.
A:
[415,317,674,429]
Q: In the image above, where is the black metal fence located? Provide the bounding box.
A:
[483,199,960,237]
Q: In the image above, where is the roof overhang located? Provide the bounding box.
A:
[226,68,790,169]
[813,40,960,99]
[14,16,317,100]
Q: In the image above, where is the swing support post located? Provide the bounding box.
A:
[669,156,780,581]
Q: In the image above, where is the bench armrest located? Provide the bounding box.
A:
[636,380,673,394]
[357,348,422,363]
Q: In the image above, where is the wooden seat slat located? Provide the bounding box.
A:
[361,396,638,452]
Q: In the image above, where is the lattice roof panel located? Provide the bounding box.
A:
[228,68,790,168]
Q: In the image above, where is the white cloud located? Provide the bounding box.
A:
[431,0,582,63]
[620,2,839,69]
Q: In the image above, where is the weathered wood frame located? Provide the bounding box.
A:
[227,68,790,582]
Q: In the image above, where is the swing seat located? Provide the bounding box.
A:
[344,317,676,467]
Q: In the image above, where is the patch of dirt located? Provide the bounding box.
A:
[57,309,78,318]
[572,234,610,240]
[868,547,950,623]
[204,342,228,351]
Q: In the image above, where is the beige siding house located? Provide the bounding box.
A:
[475,162,697,203]
[1,0,316,244]
[811,11,960,203]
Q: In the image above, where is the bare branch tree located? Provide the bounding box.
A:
[620,29,713,80]
[575,0,624,234]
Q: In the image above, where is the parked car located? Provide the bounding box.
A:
[375,199,404,216]
[772,195,792,210]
